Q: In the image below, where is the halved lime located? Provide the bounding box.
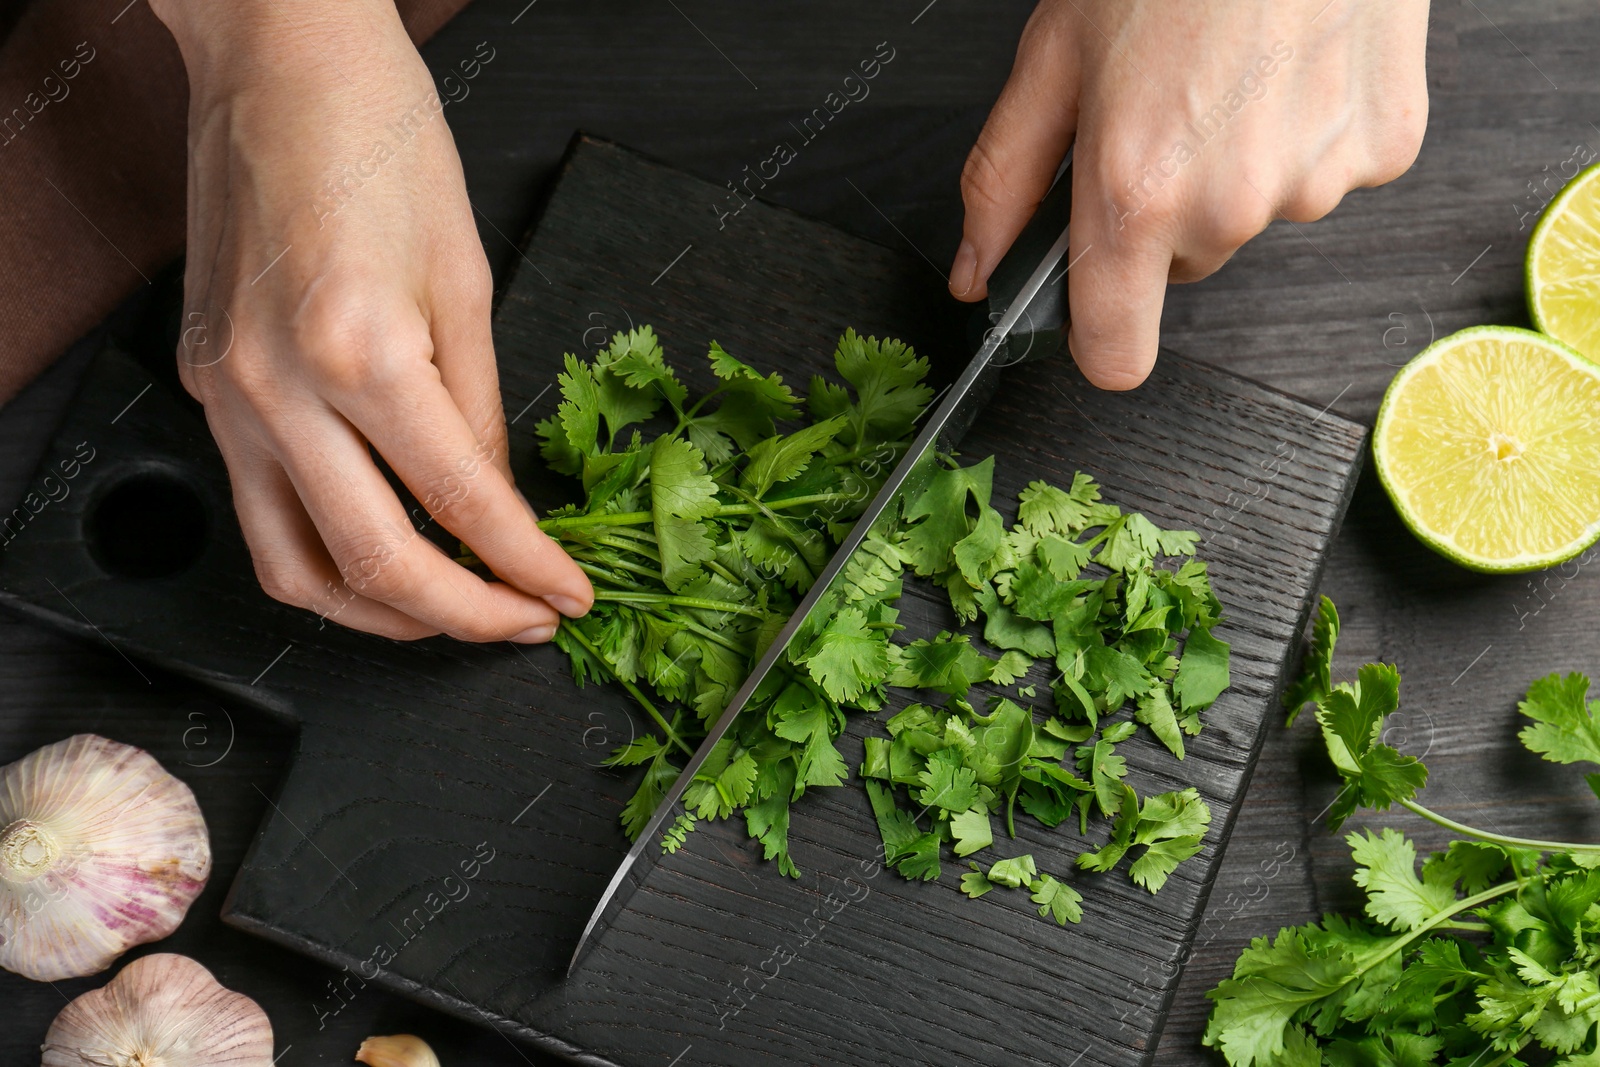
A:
[1373,325,1600,572]
[1528,159,1600,362]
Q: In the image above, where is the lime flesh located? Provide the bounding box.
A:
[1374,326,1600,572]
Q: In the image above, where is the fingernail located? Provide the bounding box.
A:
[511,623,557,644]
[948,240,978,297]
[544,594,589,617]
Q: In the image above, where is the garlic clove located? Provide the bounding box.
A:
[0,734,212,981]
[42,952,273,1066]
[356,1034,442,1067]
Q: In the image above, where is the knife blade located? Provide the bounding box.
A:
[568,161,1077,976]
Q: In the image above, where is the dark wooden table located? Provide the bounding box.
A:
[4,1,1596,1063]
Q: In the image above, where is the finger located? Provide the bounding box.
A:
[1061,156,1174,391]
[208,414,441,640]
[264,397,565,643]
[336,330,595,620]
[950,4,1080,302]
[429,253,516,484]
[1170,169,1280,279]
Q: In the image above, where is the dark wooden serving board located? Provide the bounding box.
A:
[0,136,1364,1065]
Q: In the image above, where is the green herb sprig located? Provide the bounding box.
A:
[1205,596,1600,1066]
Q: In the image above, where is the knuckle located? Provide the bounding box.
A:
[1281,181,1347,224]
[960,139,1019,215]
[1206,188,1275,250]
[332,536,409,601]
[1368,107,1428,185]
[293,286,432,397]
[423,466,495,530]
[253,558,314,609]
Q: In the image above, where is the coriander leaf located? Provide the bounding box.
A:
[796,605,889,703]
[971,699,1035,784]
[1156,528,1200,557]
[1135,686,1186,760]
[1010,559,1093,622]
[649,435,720,520]
[707,340,798,414]
[918,749,980,812]
[772,685,849,790]
[1130,837,1206,894]
[1518,672,1600,771]
[1315,663,1425,829]
[604,735,667,767]
[661,812,696,853]
[988,854,1039,889]
[961,865,996,899]
[740,415,848,498]
[819,329,934,448]
[1348,828,1458,932]
[1284,595,1340,726]
[889,633,994,697]
[901,458,995,576]
[1017,474,1102,537]
[1037,534,1092,581]
[556,352,603,450]
[1096,512,1164,572]
[991,649,1034,687]
[599,325,685,419]
[1203,923,1364,1067]
[1423,840,1510,896]
[896,832,943,881]
[952,505,1011,588]
[746,761,799,878]
[1085,643,1153,710]
[839,532,907,604]
[864,778,919,862]
[1079,786,1211,892]
[1076,734,1130,816]
[1029,874,1084,925]
[621,754,680,841]
[1173,624,1231,717]
[951,808,994,857]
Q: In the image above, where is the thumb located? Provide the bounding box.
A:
[950,9,1080,302]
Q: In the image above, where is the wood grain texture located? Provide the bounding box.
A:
[2,2,1597,1063]
[0,136,1363,1065]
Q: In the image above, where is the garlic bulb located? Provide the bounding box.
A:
[42,953,273,1066]
[357,1034,443,1067]
[0,734,211,980]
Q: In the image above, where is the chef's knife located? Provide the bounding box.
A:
[568,159,1078,975]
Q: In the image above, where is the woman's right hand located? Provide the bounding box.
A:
[151,0,592,642]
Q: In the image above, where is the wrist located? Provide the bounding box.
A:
[150,0,403,93]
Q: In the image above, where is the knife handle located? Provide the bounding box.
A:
[975,157,1074,366]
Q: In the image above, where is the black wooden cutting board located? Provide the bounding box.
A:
[0,136,1364,1065]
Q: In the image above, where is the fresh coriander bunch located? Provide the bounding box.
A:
[1205,596,1600,1067]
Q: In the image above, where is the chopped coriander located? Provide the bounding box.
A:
[533,326,1229,929]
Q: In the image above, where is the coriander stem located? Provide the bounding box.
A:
[560,622,695,757]
[538,494,858,533]
[1436,920,1491,933]
[1400,798,1600,855]
[675,617,750,657]
[1359,881,1517,975]
[592,533,661,563]
[573,557,664,584]
[1478,1037,1531,1067]
[592,591,766,618]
